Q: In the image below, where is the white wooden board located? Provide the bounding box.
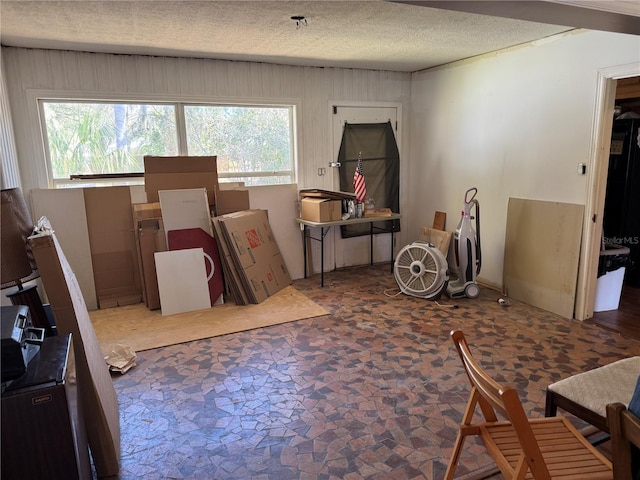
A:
[159,188,213,244]
[31,188,98,310]
[154,248,211,316]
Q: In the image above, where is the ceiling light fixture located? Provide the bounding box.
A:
[291,15,307,29]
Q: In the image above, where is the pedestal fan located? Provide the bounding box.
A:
[394,241,449,300]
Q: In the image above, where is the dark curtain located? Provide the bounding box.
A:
[338,121,400,238]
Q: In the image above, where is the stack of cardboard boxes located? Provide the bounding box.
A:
[135,156,289,310]
[213,210,291,305]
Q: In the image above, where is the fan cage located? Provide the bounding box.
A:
[394,242,448,299]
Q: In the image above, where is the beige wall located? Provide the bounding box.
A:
[408,29,640,290]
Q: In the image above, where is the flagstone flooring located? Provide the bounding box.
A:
[110,264,639,479]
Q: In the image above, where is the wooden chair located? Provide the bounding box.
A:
[607,402,640,480]
[445,330,613,480]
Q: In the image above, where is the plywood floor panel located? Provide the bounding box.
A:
[90,286,328,352]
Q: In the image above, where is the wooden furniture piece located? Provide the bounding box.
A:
[296,213,401,287]
[607,402,640,480]
[446,330,613,480]
[545,356,639,433]
[1,334,92,480]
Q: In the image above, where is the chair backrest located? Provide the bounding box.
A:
[607,402,640,480]
[450,330,551,478]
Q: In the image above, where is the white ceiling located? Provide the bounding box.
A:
[0,1,638,73]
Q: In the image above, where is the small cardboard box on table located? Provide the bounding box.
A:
[298,189,356,223]
[29,221,120,478]
[300,197,342,222]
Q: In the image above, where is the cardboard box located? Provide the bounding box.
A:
[136,219,165,310]
[217,210,291,303]
[90,252,142,308]
[299,189,357,201]
[132,202,162,221]
[132,203,166,310]
[212,216,249,306]
[84,187,142,309]
[143,156,218,205]
[301,197,342,222]
[215,189,250,216]
[29,227,121,478]
[419,226,452,257]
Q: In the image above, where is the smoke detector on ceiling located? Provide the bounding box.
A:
[291,15,308,29]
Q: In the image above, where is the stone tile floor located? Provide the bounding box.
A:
[109,264,640,479]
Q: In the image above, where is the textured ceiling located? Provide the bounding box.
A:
[0,1,637,72]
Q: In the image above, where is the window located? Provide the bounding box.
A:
[42,102,178,184]
[40,100,296,187]
[184,105,294,186]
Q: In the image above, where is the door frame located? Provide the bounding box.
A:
[576,62,640,320]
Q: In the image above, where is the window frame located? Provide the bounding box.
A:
[35,92,299,188]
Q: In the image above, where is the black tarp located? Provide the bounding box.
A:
[338,121,400,238]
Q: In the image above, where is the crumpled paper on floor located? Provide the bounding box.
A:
[103,343,137,374]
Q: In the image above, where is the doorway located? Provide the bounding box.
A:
[330,103,401,269]
[576,64,640,323]
[590,91,640,340]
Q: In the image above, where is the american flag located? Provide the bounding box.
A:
[353,155,367,203]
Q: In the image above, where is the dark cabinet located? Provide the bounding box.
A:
[1,334,92,479]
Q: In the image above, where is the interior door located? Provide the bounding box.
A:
[331,105,399,269]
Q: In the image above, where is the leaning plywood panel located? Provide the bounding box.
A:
[31,188,98,310]
[503,198,584,319]
[29,221,120,478]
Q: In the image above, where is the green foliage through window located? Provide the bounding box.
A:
[41,100,295,187]
[43,102,177,178]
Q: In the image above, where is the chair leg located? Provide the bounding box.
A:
[444,428,471,480]
[544,389,557,417]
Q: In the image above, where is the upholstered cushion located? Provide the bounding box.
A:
[630,374,640,417]
[548,357,640,418]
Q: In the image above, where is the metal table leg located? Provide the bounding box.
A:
[370,222,374,266]
[320,227,326,287]
[303,225,308,279]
